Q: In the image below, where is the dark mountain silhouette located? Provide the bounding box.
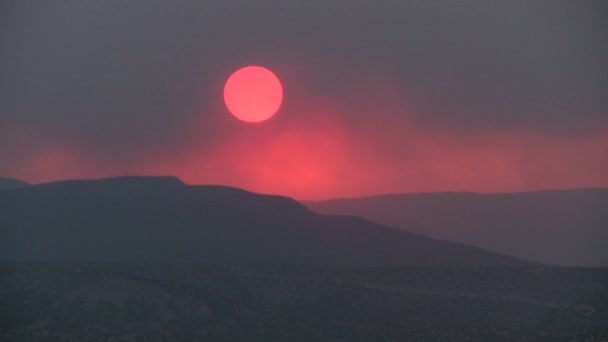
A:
[0,177,29,191]
[305,189,608,266]
[0,176,529,266]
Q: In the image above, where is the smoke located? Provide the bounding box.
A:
[1,0,607,198]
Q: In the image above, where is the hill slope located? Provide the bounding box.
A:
[305,189,608,266]
[0,177,528,266]
[0,177,29,191]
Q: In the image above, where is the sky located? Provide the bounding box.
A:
[1,0,607,199]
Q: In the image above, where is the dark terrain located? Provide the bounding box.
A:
[306,189,608,266]
[0,177,526,266]
[0,178,29,191]
[2,177,606,341]
[1,263,607,342]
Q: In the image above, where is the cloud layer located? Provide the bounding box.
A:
[1,0,607,198]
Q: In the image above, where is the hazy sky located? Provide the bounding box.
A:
[1,0,607,199]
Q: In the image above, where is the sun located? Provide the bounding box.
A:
[223,66,283,123]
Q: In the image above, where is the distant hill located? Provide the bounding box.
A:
[0,176,528,266]
[0,177,29,191]
[305,189,608,266]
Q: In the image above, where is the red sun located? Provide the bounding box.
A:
[223,66,283,123]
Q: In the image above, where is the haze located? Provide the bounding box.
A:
[1,0,607,199]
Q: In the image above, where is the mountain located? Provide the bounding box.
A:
[0,176,528,266]
[305,189,608,266]
[0,177,29,191]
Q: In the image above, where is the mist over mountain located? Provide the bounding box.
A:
[0,178,29,191]
[0,176,528,266]
[306,189,608,266]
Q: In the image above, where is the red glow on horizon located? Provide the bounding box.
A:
[2,73,607,200]
[5,124,607,200]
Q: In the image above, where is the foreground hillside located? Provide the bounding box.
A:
[0,177,526,266]
[306,189,608,266]
[1,263,607,341]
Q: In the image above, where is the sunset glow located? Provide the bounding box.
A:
[1,2,606,201]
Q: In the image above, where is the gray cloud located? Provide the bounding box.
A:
[1,0,607,156]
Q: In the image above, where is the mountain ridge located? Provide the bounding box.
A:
[305,189,608,266]
[0,177,529,267]
[0,177,29,191]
